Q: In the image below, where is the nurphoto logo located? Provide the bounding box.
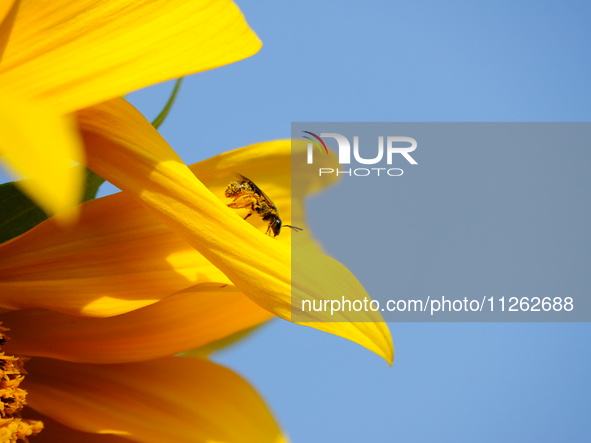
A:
[303,131,418,177]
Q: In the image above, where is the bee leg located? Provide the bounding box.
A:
[227,195,258,221]
[227,195,257,210]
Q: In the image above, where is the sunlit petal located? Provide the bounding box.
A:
[26,357,287,443]
[80,99,393,363]
[1,283,272,364]
[1,0,262,114]
[0,90,84,218]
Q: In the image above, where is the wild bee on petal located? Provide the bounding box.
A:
[225,174,303,237]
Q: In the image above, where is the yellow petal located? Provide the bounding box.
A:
[79,99,393,363]
[26,356,287,443]
[0,0,262,114]
[190,144,394,362]
[0,189,231,316]
[291,245,394,364]
[0,89,84,218]
[1,283,272,364]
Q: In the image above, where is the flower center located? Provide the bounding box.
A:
[0,324,43,442]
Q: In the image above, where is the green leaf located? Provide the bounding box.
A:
[0,180,48,243]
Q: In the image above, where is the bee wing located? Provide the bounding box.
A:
[235,173,278,209]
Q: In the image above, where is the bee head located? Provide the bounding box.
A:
[271,218,282,237]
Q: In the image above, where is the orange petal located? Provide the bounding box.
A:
[23,411,130,443]
[1,283,272,364]
[0,0,18,61]
[26,357,287,443]
[0,190,231,316]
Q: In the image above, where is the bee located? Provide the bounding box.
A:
[225,174,303,237]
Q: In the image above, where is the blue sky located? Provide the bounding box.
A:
[122,1,591,442]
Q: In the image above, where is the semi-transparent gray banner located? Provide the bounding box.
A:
[291,123,591,322]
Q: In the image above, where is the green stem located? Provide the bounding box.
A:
[152,77,184,129]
